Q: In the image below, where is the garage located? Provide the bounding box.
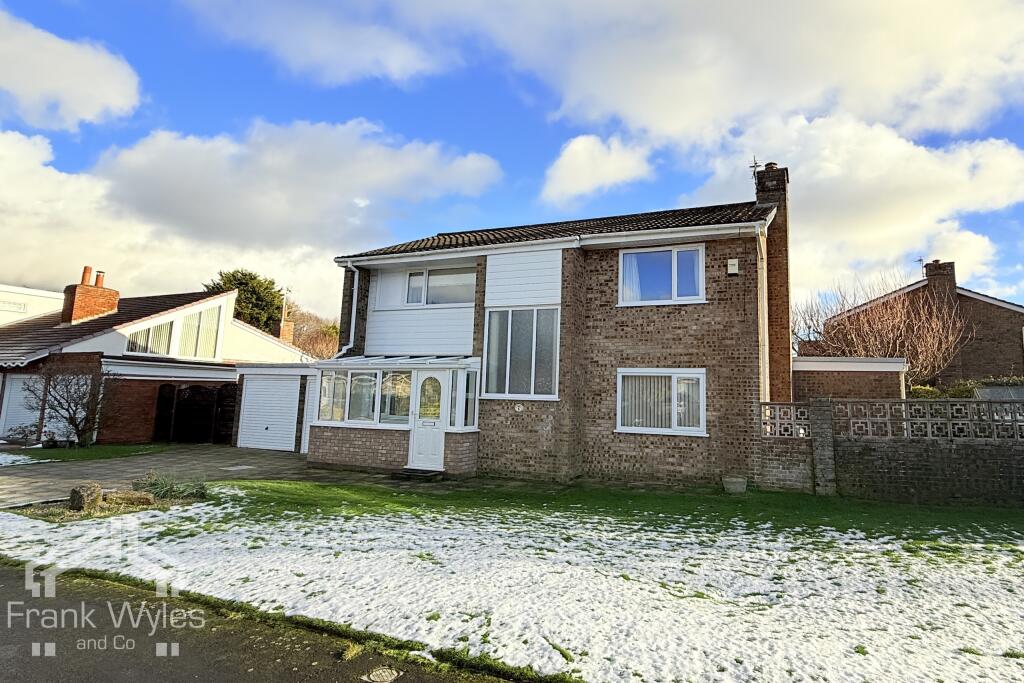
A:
[0,374,42,438]
[236,367,318,452]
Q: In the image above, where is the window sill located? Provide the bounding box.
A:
[310,421,411,431]
[480,394,560,402]
[446,427,480,434]
[614,427,709,437]
[616,299,707,308]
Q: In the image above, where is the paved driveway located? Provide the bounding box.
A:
[0,445,352,508]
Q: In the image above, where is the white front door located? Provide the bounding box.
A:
[408,370,446,470]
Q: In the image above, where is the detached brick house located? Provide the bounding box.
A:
[828,260,1024,384]
[289,163,795,484]
[0,267,308,444]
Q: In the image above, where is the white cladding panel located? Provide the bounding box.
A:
[237,376,300,451]
[485,250,562,307]
[0,375,42,437]
[364,271,474,356]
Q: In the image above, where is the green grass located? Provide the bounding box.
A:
[211,479,1024,542]
[19,443,172,462]
[1003,650,1024,659]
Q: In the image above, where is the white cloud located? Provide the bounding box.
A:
[540,135,651,205]
[683,115,1024,298]
[95,119,501,249]
[183,0,451,85]
[186,1,1024,141]
[0,10,139,130]
[0,123,500,316]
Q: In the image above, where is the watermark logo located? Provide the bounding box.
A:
[24,561,67,599]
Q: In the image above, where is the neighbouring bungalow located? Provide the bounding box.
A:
[0,267,309,445]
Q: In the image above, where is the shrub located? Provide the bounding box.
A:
[132,472,207,500]
[909,385,943,399]
[943,380,980,398]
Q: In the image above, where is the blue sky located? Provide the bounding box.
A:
[2,1,1023,315]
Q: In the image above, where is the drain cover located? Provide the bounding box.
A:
[360,667,404,682]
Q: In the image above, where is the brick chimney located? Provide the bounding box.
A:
[271,300,295,345]
[756,162,792,402]
[61,266,120,324]
[924,260,957,298]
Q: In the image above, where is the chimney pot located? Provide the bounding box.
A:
[95,271,105,288]
[764,161,778,170]
[80,266,93,285]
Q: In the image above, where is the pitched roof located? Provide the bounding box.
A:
[342,201,776,259]
[0,291,223,366]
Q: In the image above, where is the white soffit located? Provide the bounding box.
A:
[792,357,909,373]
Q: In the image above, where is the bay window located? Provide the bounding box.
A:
[619,244,705,306]
[616,368,706,436]
[483,307,558,398]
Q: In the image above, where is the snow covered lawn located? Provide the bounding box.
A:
[1,482,1022,682]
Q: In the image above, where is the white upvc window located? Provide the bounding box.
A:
[618,244,706,306]
[316,368,479,431]
[616,368,707,436]
[125,321,173,356]
[404,267,475,306]
[482,306,559,400]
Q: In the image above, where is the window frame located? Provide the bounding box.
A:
[124,320,174,357]
[314,368,480,432]
[617,243,706,307]
[402,267,476,308]
[615,368,707,436]
[481,305,560,401]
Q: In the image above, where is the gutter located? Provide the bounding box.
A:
[335,260,359,358]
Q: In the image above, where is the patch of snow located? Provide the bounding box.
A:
[0,499,1021,681]
[0,453,51,467]
[218,465,256,471]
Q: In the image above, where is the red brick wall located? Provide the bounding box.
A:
[793,370,905,401]
[337,267,369,357]
[944,293,1024,382]
[307,425,410,471]
[756,164,792,401]
[97,379,228,444]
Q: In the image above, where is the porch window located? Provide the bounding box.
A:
[405,267,475,305]
[316,367,479,430]
[483,307,559,398]
[126,321,173,355]
[616,368,706,436]
[619,244,705,306]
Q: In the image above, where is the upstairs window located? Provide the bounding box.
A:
[126,321,173,355]
[619,244,705,306]
[405,267,475,305]
[179,306,221,359]
[484,307,558,398]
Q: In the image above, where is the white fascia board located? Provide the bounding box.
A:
[0,284,64,299]
[792,357,909,373]
[102,358,238,381]
[113,291,235,336]
[829,280,928,320]
[956,287,1024,315]
[335,220,769,267]
[236,363,319,376]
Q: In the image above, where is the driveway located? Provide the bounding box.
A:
[0,445,352,508]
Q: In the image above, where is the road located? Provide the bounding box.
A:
[0,563,496,682]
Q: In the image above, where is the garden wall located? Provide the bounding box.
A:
[760,399,1024,504]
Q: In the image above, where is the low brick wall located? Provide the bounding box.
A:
[98,379,162,444]
[835,438,1024,504]
[307,425,409,472]
[755,436,814,493]
[444,431,478,477]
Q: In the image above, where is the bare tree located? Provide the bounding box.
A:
[793,272,973,386]
[289,307,340,359]
[19,363,110,446]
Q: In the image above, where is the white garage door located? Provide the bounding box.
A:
[238,376,300,451]
[1,375,43,438]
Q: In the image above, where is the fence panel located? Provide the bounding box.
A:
[761,403,811,438]
[833,400,1024,441]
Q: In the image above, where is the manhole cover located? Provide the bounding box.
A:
[361,667,404,682]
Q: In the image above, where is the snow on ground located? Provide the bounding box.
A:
[0,452,49,467]
[0,493,1022,682]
